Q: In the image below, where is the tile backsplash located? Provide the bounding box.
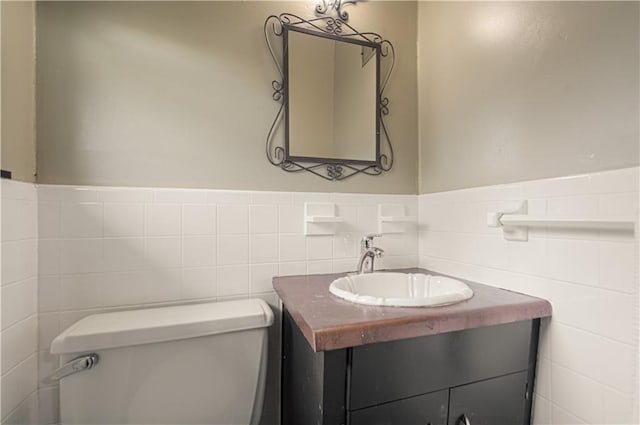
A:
[1,167,638,425]
[1,180,39,425]
[35,185,417,311]
[418,167,639,425]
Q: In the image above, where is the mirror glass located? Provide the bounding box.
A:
[286,27,379,163]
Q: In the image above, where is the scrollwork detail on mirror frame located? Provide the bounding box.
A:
[263,12,395,181]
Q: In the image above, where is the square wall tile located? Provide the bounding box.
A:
[598,241,636,293]
[1,315,37,374]
[38,275,60,313]
[599,338,635,394]
[2,179,37,201]
[38,385,60,425]
[218,266,249,297]
[596,289,635,344]
[546,239,598,286]
[59,273,104,310]
[38,239,59,275]
[183,237,216,267]
[102,271,148,307]
[1,354,38,422]
[278,262,306,277]
[550,363,603,424]
[279,234,306,262]
[2,240,38,285]
[531,395,550,425]
[307,236,333,260]
[218,205,249,234]
[183,205,216,236]
[250,205,278,234]
[333,233,359,259]
[60,203,103,238]
[307,260,332,274]
[38,201,60,240]
[2,198,37,242]
[104,238,146,272]
[145,269,181,303]
[182,267,217,300]
[217,235,249,266]
[145,237,182,268]
[603,386,636,424]
[598,192,639,217]
[250,234,278,264]
[145,204,181,236]
[591,167,639,194]
[37,350,60,387]
[2,279,37,330]
[550,323,601,383]
[278,205,304,234]
[59,239,103,274]
[103,204,144,237]
[38,313,60,350]
[250,263,278,294]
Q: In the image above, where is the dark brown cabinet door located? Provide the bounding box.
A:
[350,321,533,410]
[448,372,528,425]
[350,390,448,425]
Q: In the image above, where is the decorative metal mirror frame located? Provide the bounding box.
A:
[264,11,395,181]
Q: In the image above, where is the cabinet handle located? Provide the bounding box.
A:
[457,414,471,425]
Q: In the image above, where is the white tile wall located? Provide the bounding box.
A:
[418,167,640,425]
[1,180,39,424]
[4,170,636,425]
[34,184,418,424]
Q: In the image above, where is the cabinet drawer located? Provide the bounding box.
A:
[448,372,528,425]
[349,390,448,425]
[349,321,533,410]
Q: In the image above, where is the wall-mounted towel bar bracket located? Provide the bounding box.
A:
[487,201,529,241]
[488,200,636,241]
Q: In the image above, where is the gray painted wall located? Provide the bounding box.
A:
[1,1,36,183]
[418,1,639,194]
[36,1,418,194]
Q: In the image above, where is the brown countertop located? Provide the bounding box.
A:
[273,268,552,352]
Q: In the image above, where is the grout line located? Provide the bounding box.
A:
[1,312,37,334]
[0,388,39,424]
[1,351,38,380]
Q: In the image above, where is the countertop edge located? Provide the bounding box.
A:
[312,299,552,351]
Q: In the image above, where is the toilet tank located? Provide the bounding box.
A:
[50,299,274,425]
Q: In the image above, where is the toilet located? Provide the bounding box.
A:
[50,299,274,425]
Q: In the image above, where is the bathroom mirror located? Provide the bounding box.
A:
[286,27,378,163]
[265,13,395,181]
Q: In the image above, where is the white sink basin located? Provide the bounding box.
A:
[329,272,474,307]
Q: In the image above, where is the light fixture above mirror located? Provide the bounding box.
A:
[264,5,395,181]
[315,0,358,22]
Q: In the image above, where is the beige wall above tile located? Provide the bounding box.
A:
[418,1,639,194]
[1,1,36,183]
[35,1,419,194]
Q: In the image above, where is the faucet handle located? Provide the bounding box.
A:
[361,233,381,250]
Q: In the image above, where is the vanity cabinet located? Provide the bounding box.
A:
[282,310,540,425]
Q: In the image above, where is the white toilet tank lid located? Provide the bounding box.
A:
[50,299,274,354]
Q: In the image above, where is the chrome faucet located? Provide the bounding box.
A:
[357,234,384,274]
